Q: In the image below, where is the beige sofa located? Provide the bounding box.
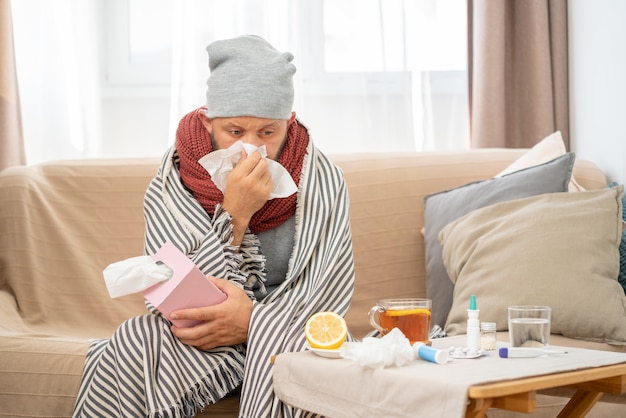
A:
[1,149,624,417]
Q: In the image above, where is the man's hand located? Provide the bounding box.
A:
[222,150,273,245]
[169,277,253,350]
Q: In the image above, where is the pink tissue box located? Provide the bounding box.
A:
[142,241,227,327]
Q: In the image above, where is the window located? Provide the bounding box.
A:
[14,0,469,164]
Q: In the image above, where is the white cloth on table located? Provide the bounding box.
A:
[273,335,626,418]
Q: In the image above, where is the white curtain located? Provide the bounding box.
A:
[166,0,470,154]
[12,0,101,164]
[12,0,468,164]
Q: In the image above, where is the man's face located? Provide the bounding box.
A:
[206,113,296,160]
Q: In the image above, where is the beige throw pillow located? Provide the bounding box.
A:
[495,131,585,192]
[423,153,574,328]
[440,186,626,345]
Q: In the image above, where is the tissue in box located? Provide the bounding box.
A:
[142,241,227,327]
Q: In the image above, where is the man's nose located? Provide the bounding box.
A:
[241,133,263,147]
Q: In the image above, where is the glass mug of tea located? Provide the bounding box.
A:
[368,298,432,345]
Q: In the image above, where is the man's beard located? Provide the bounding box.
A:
[210,131,288,161]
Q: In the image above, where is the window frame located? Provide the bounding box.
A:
[102,0,467,102]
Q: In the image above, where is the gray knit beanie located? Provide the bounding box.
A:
[205,35,296,120]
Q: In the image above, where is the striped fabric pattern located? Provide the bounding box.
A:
[72,141,355,418]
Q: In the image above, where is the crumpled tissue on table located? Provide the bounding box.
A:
[103,255,173,298]
[339,328,414,369]
[198,140,298,199]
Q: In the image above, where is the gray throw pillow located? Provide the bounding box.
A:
[423,152,574,327]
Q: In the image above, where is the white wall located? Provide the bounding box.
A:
[569,0,626,185]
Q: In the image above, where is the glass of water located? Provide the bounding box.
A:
[508,306,551,347]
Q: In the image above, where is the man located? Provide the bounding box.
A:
[73,35,355,417]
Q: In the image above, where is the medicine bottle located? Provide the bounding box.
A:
[466,295,481,351]
[480,322,497,351]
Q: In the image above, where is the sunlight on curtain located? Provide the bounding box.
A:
[164,0,469,154]
[12,0,100,164]
[304,0,469,152]
[12,0,468,164]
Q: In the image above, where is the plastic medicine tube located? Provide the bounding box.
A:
[412,342,449,364]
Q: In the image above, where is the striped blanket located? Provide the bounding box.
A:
[72,140,355,417]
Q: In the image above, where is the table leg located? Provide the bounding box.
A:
[556,390,604,418]
[466,398,493,418]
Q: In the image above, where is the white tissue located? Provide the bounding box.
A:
[197,141,298,199]
[339,328,415,369]
[103,255,173,298]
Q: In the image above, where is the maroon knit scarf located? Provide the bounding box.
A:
[176,107,309,233]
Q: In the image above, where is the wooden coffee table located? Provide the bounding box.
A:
[272,340,626,418]
[465,362,626,417]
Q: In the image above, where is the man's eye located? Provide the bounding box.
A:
[262,131,274,136]
[230,130,242,135]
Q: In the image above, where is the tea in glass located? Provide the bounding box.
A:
[369,298,432,344]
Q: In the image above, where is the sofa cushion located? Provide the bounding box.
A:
[440,186,626,345]
[423,153,575,327]
[0,332,87,417]
[494,131,584,192]
[0,160,153,336]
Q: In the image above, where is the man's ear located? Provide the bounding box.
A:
[200,112,213,133]
[287,112,297,125]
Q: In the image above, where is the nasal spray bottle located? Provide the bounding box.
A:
[466,295,481,351]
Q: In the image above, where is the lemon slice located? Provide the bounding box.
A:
[305,311,348,350]
[385,308,431,316]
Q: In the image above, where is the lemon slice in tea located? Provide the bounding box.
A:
[385,308,431,316]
